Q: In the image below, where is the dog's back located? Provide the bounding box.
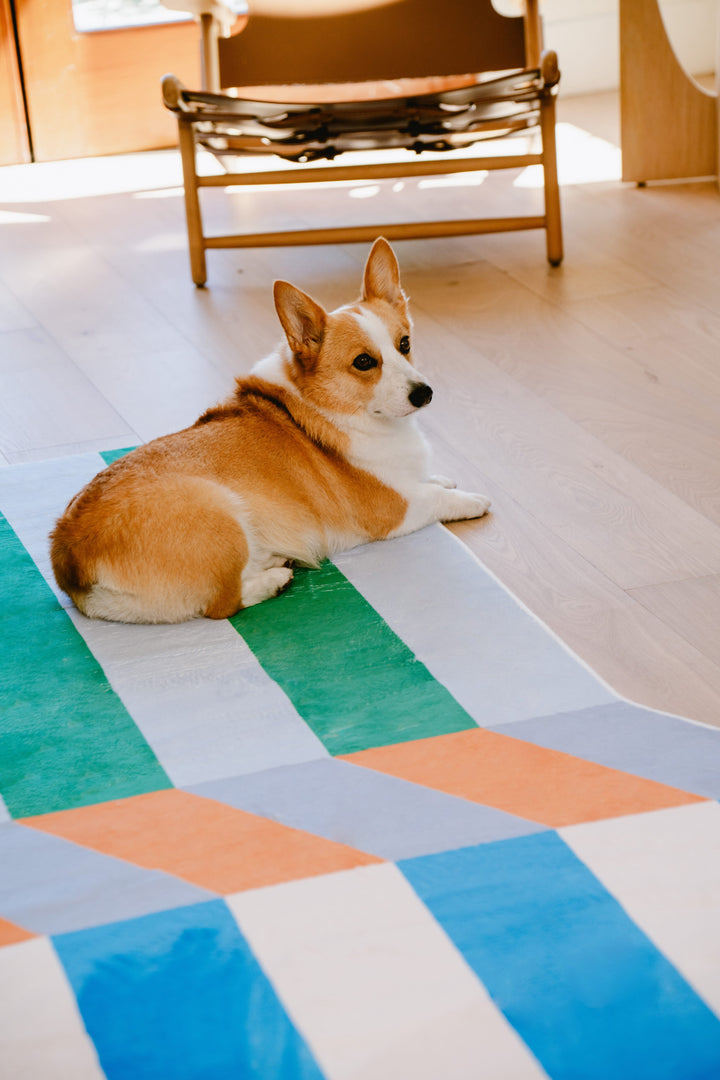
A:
[50,375,408,623]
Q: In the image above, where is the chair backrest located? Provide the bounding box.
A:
[218,0,530,90]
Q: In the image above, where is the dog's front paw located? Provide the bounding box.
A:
[441,489,491,521]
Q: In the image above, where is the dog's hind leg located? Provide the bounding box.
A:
[240,566,294,608]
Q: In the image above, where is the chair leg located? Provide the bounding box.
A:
[540,93,563,267]
[177,118,208,287]
[199,13,221,92]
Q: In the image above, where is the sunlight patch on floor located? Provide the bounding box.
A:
[0,118,621,208]
[0,210,52,224]
[133,187,185,199]
[515,122,621,188]
[0,150,222,203]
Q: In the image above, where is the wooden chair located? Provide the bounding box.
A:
[161,0,563,286]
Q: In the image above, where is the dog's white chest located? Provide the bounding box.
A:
[348,417,431,493]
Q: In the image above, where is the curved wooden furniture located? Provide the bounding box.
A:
[620,0,718,183]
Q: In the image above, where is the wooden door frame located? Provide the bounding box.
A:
[0,0,30,164]
[12,0,202,162]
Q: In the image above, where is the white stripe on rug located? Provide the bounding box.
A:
[228,863,549,1080]
[0,936,105,1080]
[333,526,616,727]
[561,800,720,1015]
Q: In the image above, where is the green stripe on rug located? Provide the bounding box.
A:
[0,513,172,818]
[100,447,136,465]
[231,560,477,755]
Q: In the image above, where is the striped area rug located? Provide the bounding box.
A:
[1,450,720,1080]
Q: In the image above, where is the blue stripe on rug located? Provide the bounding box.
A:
[399,831,720,1080]
[53,899,325,1080]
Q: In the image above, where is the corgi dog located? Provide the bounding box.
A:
[50,239,490,624]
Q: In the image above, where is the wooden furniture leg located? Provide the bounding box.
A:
[200,12,220,92]
[177,116,207,287]
[540,52,562,267]
[540,96,563,266]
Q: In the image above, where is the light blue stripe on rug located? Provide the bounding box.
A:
[189,758,546,861]
[53,899,325,1080]
[72,614,330,785]
[488,701,720,798]
[400,831,720,1080]
[0,822,213,935]
[0,452,110,607]
[333,527,616,727]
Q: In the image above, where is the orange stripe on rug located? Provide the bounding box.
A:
[341,729,705,827]
[21,789,381,894]
[0,916,35,948]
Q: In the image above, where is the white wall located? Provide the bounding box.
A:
[496,0,718,95]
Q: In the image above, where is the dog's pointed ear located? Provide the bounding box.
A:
[362,237,407,311]
[274,281,327,369]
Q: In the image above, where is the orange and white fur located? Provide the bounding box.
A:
[51,239,490,624]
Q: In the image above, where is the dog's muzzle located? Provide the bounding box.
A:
[408,382,433,409]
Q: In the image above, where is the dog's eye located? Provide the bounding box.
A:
[352,354,378,371]
[398,335,411,355]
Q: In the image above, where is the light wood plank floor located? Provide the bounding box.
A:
[1,90,719,728]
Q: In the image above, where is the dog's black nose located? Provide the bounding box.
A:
[408,382,433,409]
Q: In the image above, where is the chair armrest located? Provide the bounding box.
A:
[541,50,560,89]
[161,74,191,112]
